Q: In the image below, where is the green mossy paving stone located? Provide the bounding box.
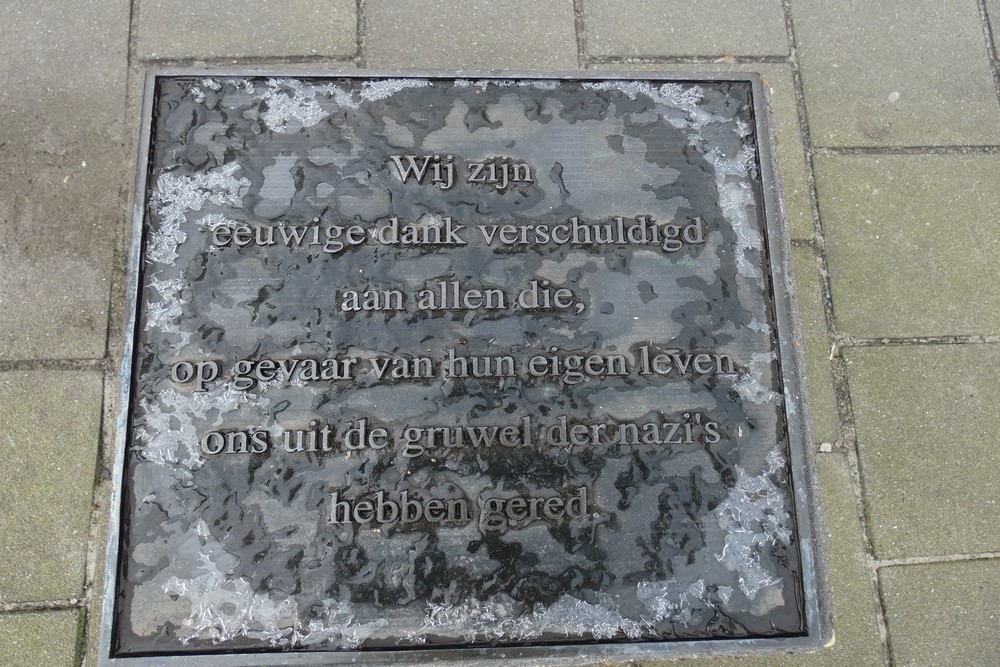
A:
[585,0,788,58]
[0,372,101,602]
[137,0,356,59]
[365,0,577,69]
[590,63,815,241]
[845,345,1000,559]
[880,560,1000,667]
[0,609,81,667]
[814,154,1000,338]
[791,0,1000,147]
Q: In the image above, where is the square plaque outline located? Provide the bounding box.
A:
[99,68,830,666]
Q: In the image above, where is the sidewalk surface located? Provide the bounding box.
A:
[2,1,999,666]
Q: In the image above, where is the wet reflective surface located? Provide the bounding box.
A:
[113,76,807,657]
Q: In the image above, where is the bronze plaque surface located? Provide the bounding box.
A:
[102,72,823,666]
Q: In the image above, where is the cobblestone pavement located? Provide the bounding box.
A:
[2,1,999,665]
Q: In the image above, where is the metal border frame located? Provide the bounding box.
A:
[99,68,831,667]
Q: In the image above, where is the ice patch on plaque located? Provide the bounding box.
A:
[147,163,250,267]
[715,450,791,604]
[413,592,644,643]
[636,579,723,625]
[734,351,781,405]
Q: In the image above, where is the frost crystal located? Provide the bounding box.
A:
[715,451,791,599]
[261,79,329,132]
[149,162,249,266]
[164,561,386,649]
[734,351,781,405]
[415,593,643,643]
[707,144,762,280]
[637,579,712,625]
[144,278,186,334]
[133,383,270,469]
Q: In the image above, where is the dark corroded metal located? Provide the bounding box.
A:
[100,71,827,666]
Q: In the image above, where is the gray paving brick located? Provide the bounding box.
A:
[0,1,128,148]
[845,345,1000,559]
[0,372,101,602]
[792,0,1000,146]
[0,1,129,360]
[365,0,577,69]
[586,0,788,58]
[806,455,884,667]
[815,154,1000,338]
[591,63,814,240]
[0,152,120,360]
[880,560,1000,666]
[137,0,357,60]
[0,609,80,667]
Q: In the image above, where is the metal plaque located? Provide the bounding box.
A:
[101,71,826,666]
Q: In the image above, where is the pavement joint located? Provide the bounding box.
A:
[978,0,1000,105]
[0,600,84,613]
[871,568,897,665]
[356,0,367,68]
[95,163,135,371]
[835,334,1000,347]
[0,359,107,372]
[875,552,1000,569]
[126,0,139,92]
[816,145,1000,155]
[78,441,112,667]
[845,448,893,666]
[585,54,791,66]
[573,0,587,69]
[136,55,360,67]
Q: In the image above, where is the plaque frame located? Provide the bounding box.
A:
[98,69,830,666]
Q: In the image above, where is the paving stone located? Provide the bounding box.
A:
[591,63,814,240]
[815,154,1000,338]
[792,0,1000,146]
[0,0,128,149]
[586,0,788,58]
[0,151,121,360]
[0,1,129,360]
[365,0,577,69]
[880,560,1000,666]
[845,345,1000,559]
[806,455,884,667]
[0,372,101,602]
[791,247,840,448]
[0,609,80,667]
[137,0,356,60]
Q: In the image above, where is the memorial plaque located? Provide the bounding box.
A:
[101,72,825,665]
